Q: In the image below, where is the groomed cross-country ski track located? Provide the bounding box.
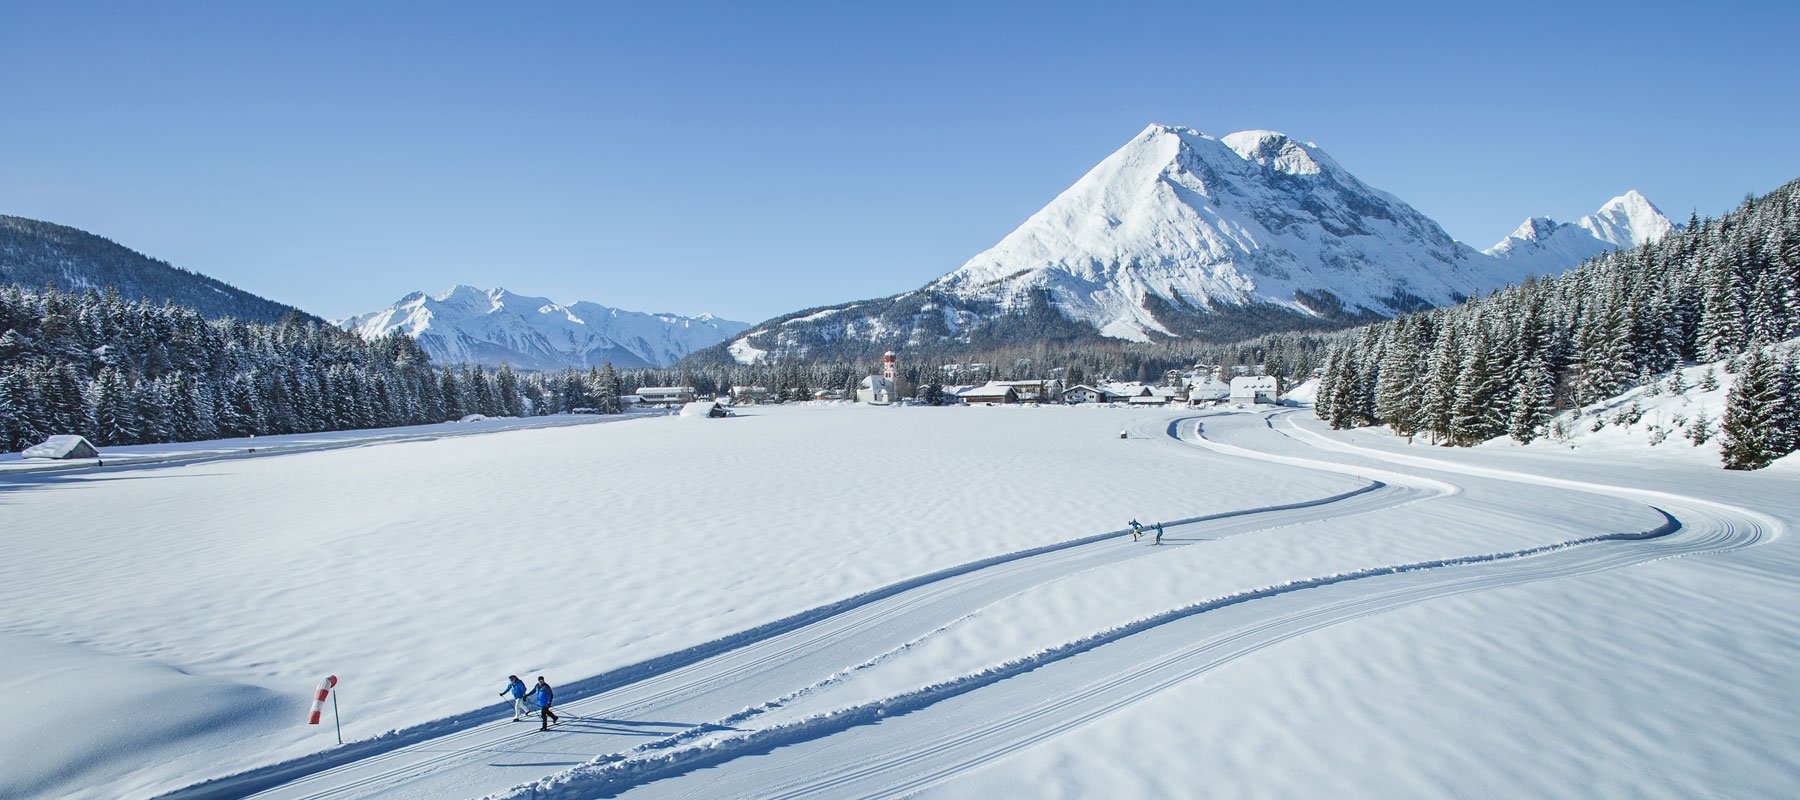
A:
[161,409,1779,800]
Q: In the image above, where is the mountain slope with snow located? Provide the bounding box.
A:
[343,286,749,369]
[0,215,314,324]
[1483,190,1676,275]
[708,125,1668,364]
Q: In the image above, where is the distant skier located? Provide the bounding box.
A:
[1129,518,1142,542]
[1153,522,1164,546]
[533,676,560,730]
[500,675,529,721]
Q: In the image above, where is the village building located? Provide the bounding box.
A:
[858,351,899,404]
[1062,384,1132,404]
[990,379,1061,403]
[1186,376,1232,404]
[679,400,730,418]
[958,383,1018,405]
[21,435,100,460]
[635,386,695,406]
[857,376,895,404]
[731,386,771,404]
[1230,375,1281,404]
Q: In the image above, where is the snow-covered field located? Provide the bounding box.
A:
[2,402,1796,799]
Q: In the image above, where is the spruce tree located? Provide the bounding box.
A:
[1508,356,1555,444]
[1720,349,1784,469]
[87,367,136,445]
[1374,320,1423,437]
[1450,326,1506,446]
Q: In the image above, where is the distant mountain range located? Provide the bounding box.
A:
[2,125,1677,370]
[705,124,1675,364]
[0,214,312,324]
[1482,189,1676,273]
[340,286,751,370]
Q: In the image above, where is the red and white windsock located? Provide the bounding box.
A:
[307,675,338,725]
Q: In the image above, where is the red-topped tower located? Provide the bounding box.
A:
[882,351,897,384]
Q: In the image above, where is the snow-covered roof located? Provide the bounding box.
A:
[1230,376,1280,391]
[22,435,99,460]
[679,401,723,418]
[959,382,1017,397]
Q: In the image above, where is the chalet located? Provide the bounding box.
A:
[636,386,695,406]
[1186,377,1231,404]
[1230,376,1281,404]
[731,386,771,404]
[21,435,100,460]
[958,383,1018,405]
[993,380,1060,403]
[1062,384,1131,404]
[679,400,730,418]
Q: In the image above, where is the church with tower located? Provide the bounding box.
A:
[857,351,898,404]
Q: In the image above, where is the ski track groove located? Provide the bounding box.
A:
[492,413,1770,800]
[166,410,1776,800]
[162,442,1391,800]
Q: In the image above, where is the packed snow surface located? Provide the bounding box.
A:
[2,403,1795,799]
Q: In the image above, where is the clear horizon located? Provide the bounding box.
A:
[2,1,1796,323]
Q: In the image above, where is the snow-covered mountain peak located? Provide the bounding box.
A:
[1220,130,1327,175]
[344,287,750,369]
[719,123,1669,362]
[1506,216,1563,243]
[905,122,1509,344]
[1581,189,1674,247]
[1484,191,1676,274]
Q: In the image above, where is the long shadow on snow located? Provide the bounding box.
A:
[156,478,1384,800]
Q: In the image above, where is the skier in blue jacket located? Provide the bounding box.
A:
[499,675,529,721]
[1129,518,1142,542]
[533,676,560,730]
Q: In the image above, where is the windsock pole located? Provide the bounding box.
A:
[308,675,341,744]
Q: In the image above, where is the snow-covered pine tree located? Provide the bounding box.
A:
[1509,355,1555,444]
[1374,318,1423,437]
[494,364,524,417]
[1698,249,1746,361]
[1772,348,1800,457]
[87,366,136,445]
[597,363,624,414]
[438,366,463,421]
[1419,316,1461,444]
[1450,324,1506,446]
[1720,348,1785,469]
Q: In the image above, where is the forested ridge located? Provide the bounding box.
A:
[0,285,634,451]
[0,215,312,324]
[1312,178,1800,469]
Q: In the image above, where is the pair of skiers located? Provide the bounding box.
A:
[500,675,561,730]
[1127,519,1165,545]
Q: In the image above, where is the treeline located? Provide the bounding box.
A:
[1312,177,1800,470]
[0,286,560,452]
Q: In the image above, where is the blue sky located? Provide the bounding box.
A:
[2,1,1796,323]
